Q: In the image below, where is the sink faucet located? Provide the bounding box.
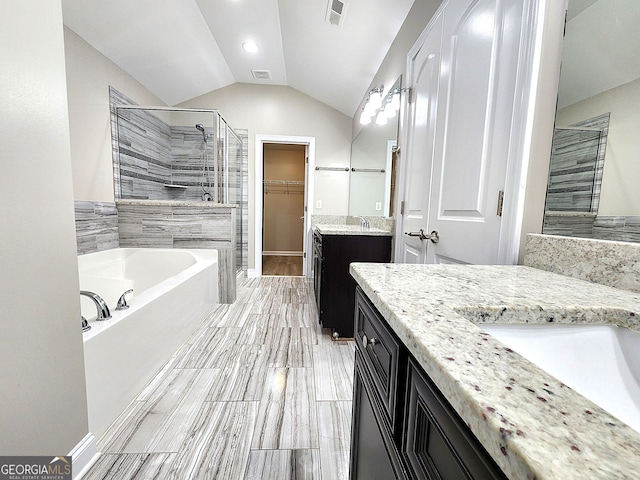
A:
[80,291,112,321]
[354,216,370,230]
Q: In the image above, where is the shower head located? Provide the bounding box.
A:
[195,124,207,142]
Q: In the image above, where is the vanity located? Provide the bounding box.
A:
[349,258,640,479]
[313,224,392,338]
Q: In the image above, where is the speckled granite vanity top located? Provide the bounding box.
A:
[349,263,640,480]
[314,224,392,236]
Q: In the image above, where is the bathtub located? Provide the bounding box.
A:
[78,248,218,439]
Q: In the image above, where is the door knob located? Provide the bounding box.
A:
[404,229,439,243]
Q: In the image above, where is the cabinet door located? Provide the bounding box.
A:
[404,359,506,480]
[351,359,401,480]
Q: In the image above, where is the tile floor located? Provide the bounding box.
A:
[84,276,354,479]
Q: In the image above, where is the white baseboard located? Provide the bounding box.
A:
[69,433,100,480]
[262,251,303,257]
[247,268,260,278]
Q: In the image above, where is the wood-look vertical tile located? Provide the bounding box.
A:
[313,343,355,401]
[252,368,319,450]
[165,401,258,479]
[245,449,321,480]
[317,401,353,480]
[81,453,175,480]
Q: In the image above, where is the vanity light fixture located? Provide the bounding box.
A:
[359,107,372,125]
[242,41,259,53]
[359,85,384,125]
[375,110,388,126]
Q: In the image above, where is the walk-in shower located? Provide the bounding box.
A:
[112,104,245,272]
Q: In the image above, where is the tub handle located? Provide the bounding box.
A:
[116,289,134,310]
[81,316,91,333]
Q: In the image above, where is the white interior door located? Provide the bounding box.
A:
[426,0,525,265]
[397,0,534,266]
[397,11,444,264]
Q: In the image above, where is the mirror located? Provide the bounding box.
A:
[543,0,640,242]
[348,77,401,217]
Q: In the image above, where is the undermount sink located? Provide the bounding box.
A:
[480,323,640,433]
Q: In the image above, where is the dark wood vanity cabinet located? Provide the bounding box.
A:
[313,231,391,338]
[350,287,507,480]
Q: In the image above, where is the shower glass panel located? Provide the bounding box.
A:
[113,105,244,273]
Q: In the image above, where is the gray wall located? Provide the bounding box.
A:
[0,2,89,455]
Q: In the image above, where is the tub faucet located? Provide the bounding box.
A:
[80,291,111,321]
[116,289,133,310]
[354,216,370,230]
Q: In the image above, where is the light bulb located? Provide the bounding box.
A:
[369,91,382,110]
[359,109,372,125]
[375,111,388,126]
[384,101,396,118]
[364,100,376,117]
[391,92,400,111]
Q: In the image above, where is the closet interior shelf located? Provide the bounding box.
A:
[263,180,305,186]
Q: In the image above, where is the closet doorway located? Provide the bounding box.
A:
[255,134,315,277]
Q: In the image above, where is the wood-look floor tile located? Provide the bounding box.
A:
[165,401,258,479]
[252,368,319,450]
[173,328,241,369]
[207,302,251,327]
[279,304,317,328]
[317,401,352,480]
[245,449,321,480]
[101,369,219,454]
[82,453,175,480]
[313,344,355,401]
[206,347,268,401]
[266,328,314,368]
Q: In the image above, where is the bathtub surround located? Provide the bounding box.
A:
[524,233,640,293]
[543,213,640,242]
[116,200,237,302]
[74,201,119,254]
[81,248,218,439]
[83,277,353,479]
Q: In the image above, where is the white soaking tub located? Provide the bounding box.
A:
[78,248,218,439]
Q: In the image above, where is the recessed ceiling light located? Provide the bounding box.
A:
[242,41,259,53]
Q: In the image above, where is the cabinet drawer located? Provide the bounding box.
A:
[355,287,401,427]
[404,358,507,480]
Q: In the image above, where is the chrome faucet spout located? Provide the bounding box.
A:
[354,215,370,230]
[80,291,111,321]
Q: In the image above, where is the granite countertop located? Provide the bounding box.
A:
[116,199,237,208]
[314,224,392,236]
[349,263,640,480]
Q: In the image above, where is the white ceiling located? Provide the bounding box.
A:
[61,0,415,117]
[559,0,640,109]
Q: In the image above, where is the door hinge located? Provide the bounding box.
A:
[304,205,307,212]
[306,157,309,163]
[400,200,405,215]
[406,87,414,104]
[303,252,306,258]
[496,190,504,217]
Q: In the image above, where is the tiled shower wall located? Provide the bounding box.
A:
[544,113,609,213]
[110,88,216,201]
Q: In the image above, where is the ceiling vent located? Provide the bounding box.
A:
[326,0,348,28]
[251,69,272,80]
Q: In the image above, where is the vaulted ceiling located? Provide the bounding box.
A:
[62,0,415,117]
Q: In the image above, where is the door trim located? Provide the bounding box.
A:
[253,134,316,278]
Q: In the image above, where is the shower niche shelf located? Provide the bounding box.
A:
[163,184,188,189]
